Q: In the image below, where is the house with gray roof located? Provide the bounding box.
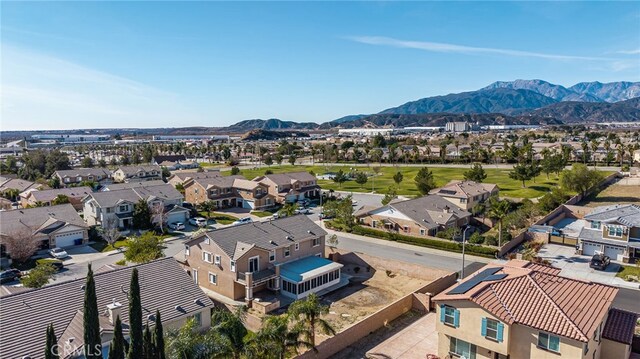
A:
[112,164,162,183]
[53,168,112,187]
[19,186,93,211]
[180,215,343,304]
[577,204,640,262]
[83,183,188,229]
[355,194,472,237]
[0,258,214,359]
[0,204,89,254]
[430,180,499,211]
[0,176,44,195]
[254,171,320,204]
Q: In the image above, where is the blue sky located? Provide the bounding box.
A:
[2,1,639,130]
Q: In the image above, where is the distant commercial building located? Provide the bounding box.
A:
[483,124,541,131]
[30,134,111,144]
[338,128,396,136]
[152,135,230,142]
[445,122,472,132]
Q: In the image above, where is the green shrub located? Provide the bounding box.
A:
[349,225,496,258]
[115,259,126,266]
[468,232,484,244]
[485,235,498,246]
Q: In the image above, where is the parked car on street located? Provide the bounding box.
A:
[0,269,22,284]
[188,217,207,227]
[168,222,186,230]
[232,217,253,226]
[49,247,68,259]
[589,254,611,270]
[295,208,311,215]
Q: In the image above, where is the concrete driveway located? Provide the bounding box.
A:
[538,244,624,286]
[366,312,439,359]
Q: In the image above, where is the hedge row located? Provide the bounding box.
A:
[347,224,497,258]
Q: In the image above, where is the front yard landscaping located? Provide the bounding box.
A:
[250,210,275,217]
[616,264,640,282]
[209,212,239,225]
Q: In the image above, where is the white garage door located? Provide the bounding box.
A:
[604,245,625,261]
[167,211,187,224]
[582,242,600,256]
[55,231,84,248]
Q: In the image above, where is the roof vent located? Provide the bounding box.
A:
[147,314,155,321]
[81,285,86,291]
[286,235,293,241]
[175,305,183,311]
[67,337,75,345]
[270,240,276,245]
[194,299,202,305]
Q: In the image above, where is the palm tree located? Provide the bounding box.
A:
[590,139,599,168]
[487,198,511,248]
[617,143,626,167]
[247,314,313,359]
[210,307,248,359]
[288,294,336,348]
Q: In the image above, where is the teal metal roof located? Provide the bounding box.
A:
[280,256,341,282]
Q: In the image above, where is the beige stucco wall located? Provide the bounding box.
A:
[509,324,587,359]
[435,301,509,358]
[601,338,631,359]
[358,214,434,236]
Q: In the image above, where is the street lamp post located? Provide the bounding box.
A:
[461,225,472,279]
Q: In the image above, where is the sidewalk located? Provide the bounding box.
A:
[318,221,492,264]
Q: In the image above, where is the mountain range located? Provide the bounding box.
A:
[217,80,640,131]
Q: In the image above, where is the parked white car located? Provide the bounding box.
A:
[49,247,68,259]
[295,208,311,215]
[232,217,253,226]
[168,222,186,230]
[188,217,207,227]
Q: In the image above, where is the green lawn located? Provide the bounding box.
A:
[225,165,561,199]
[208,212,239,225]
[251,210,275,217]
[616,265,640,281]
[90,239,129,253]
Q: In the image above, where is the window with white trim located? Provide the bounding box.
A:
[269,250,275,262]
[312,238,320,247]
[214,255,221,265]
[204,236,210,244]
[485,318,499,340]
[449,337,476,359]
[607,226,623,237]
[203,251,213,263]
[284,246,291,257]
[295,242,299,251]
[230,260,236,272]
[443,306,457,326]
[538,332,560,353]
[208,272,217,285]
[185,245,190,256]
[420,228,426,236]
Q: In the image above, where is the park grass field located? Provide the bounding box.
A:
[222,165,562,199]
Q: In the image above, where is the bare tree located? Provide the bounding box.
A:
[1,227,40,263]
[98,217,121,247]
[151,203,169,233]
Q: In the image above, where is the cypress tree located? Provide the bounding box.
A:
[142,325,155,359]
[83,264,102,359]
[107,316,125,359]
[127,268,143,359]
[153,310,166,359]
[44,323,59,359]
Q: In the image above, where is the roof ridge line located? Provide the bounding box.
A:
[527,273,588,342]
[486,284,516,323]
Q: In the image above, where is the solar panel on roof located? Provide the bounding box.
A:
[447,267,502,294]
[484,273,508,281]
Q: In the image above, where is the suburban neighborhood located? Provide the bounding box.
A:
[2,2,640,359]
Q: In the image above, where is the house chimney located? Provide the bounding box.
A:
[443,206,450,213]
[106,300,123,325]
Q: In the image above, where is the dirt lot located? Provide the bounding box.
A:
[318,262,442,333]
[582,180,640,207]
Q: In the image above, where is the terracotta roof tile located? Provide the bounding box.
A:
[433,260,618,342]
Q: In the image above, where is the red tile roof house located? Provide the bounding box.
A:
[0,258,214,359]
[432,260,636,359]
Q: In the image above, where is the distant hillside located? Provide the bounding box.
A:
[222,118,318,132]
[330,114,369,124]
[568,81,640,103]
[379,88,558,116]
[320,113,563,129]
[482,79,601,102]
[240,129,310,141]
[527,98,640,123]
